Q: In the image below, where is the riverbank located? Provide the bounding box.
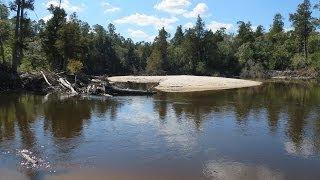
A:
[108,75,262,92]
[267,69,318,80]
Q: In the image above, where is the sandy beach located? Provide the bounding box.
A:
[108,75,262,92]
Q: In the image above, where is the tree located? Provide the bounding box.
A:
[122,39,139,74]
[87,24,120,75]
[183,16,208,74]
[55,13,83,68]
[41,4,67,71]
[10,0,34,72]
[315,1,320,28]
[290,0,314,59]
[0,2,10,64]
[255,25,265,38]
[67,59,83,84]
[270,13,284,34]
[146,48,163,75]
[147,27,169,74]
[180,29,197,74]
[107,23,117,42]
[136,42,151,72]
[236,21,255,45]
[171,25,184,45]
[267,13,292,70]
[194,15,206,71]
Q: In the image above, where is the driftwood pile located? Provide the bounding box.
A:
[19,71,155,97]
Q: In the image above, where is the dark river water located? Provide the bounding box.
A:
[1,81,320,180]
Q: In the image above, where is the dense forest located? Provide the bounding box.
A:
[0,0,319,78]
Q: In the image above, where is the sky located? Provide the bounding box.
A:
[9,0,320,42]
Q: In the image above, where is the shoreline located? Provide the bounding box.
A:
[108,75,262,93]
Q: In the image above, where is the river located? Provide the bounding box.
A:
[1,81,320,180]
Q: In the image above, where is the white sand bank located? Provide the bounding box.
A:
[108,75,262,92]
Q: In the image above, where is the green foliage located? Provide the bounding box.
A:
[196,61,206,75]
[255,25,265,37]
[146,27,169,74]
[67,59,83,75]
[56,14,82,60]
[10,0,35,72]
[290,0,314,59]
[236,43,255,66]
[0,2,11,64]
[236,21,255,45]
[314,1,320,28]
[240,59,266,78]
[171,25,184,45]
[146,49,163,75]
[291,53,308,69]
[41,5,67,71]
[20,40,48,72]
[270,13,284,34]
[308,33,320,53]
[1,1,320,79]
[310,52,320,70]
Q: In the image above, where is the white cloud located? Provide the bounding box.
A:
[252,25,258,31]
[284,140,315,157]
[183,3,209,18]
[45,0,85,12]
[128,29,148,38]
[154,0,191,15]
[114,13,178,29]
[101,1,120,13]
[284,27,293,32]
[42,14,53,22]
[207,21,234,32]
[128,29,155,42]
[183,22,193,29]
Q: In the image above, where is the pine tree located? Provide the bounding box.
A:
[148,27,169,74]
[146,48,163,75]
[290,0,314,59]
[236,21,254,45]
[315,1,320,27]
[0,2,10,64]
[171,25,184,45]
[255,25,265,38]
[10,0,34,72]
[42,4,66,71]
[270,13,284,34]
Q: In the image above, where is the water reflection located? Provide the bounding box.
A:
[1,81,320,179]
[203,160,284,180]
[157,82,320,157]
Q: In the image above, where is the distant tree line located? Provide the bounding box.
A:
[0,0,319,78]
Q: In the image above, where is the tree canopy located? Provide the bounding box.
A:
[0,0,319,78]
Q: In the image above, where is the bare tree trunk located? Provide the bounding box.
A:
[0,36,5,64]
[18,0,25,63]
[12,0,21,72]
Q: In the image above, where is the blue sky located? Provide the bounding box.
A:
[16,0,320,42]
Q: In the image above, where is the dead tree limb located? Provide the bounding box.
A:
[58,78,78,95]
[40,71,53,87]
